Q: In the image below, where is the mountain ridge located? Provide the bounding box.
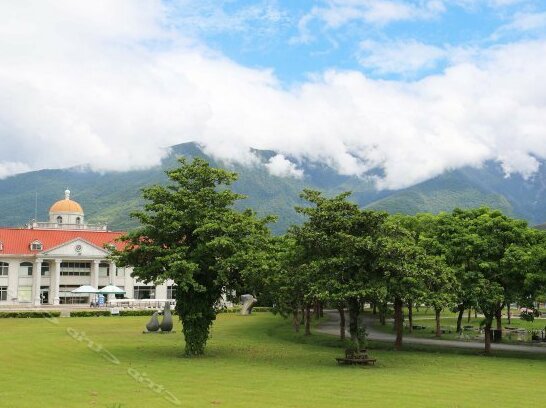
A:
[0,142,544,234]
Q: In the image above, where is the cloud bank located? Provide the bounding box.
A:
[0,1,546,190]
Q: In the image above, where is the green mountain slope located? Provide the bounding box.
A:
[0,142,544,233]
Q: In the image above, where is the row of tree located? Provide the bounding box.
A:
[113,158,546,356]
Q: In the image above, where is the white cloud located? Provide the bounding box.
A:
[1,1,546,190]
[265,155,304,179]
[0,162,31,179]
[358,40,447,75]
[291,1,444,43]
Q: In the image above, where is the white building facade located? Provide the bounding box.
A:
[0,190,175,307]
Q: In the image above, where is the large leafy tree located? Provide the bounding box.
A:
[292,190,387,348]
[112,158,273,356]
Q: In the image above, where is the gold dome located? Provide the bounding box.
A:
[49,190,83,214]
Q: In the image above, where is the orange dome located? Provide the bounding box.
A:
[49,199,83,214]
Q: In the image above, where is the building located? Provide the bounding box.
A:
[0,190,175,307]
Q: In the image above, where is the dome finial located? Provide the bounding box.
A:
[65,189,70,200]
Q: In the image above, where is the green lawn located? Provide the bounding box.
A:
[373,312,546,343]
[2,313,546,408]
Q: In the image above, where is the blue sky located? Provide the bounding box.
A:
[1,1,546,189]
[166,0,546,81]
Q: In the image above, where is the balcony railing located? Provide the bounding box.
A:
[30,222,108,231]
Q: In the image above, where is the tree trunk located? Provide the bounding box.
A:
[456,305,464,333]
[348,297,360,347]
[372,302,377,315]
[474,309,477,319]
[292,309,300,332]
[467,307,471,323]
[408,302,414,333]
[300,306,305,325]
[319,302,324,318]
[495,308,502,331]
[394,297,404,350]
[314,301,320,320]
[337,306,346,341]
[507,303,511,325]
[484,321,492,354]
[379,302,386,326]
[304,305,311,336]
[435,308,442,337]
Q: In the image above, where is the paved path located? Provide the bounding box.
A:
[316,311,546,354]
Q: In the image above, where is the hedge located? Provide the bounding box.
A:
[0,311,61,318]
[70,310,112,317]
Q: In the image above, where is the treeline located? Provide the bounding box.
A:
[113,158,546,356]
[252,190,546,354]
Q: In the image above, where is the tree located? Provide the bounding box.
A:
[112,158,273,356]
[292,190,387,347]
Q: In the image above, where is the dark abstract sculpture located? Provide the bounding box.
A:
[240,294,257,315]
[145,311,160,332]
[160,302,173,332]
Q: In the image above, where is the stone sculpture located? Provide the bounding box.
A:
[240,294,257,315]
[145,311,160,332]
[160,302,173,332]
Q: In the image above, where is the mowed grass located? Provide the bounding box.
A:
[1,314,546,408]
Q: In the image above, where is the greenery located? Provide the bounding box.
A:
[2,314,546,407]
[113,157,274,356]
[1,143,546,234]
[70,310,112,317]
[0,311,61,318]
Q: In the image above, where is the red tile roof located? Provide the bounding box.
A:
[0,228,126,255]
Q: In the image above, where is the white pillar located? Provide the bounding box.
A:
[52,259,62,305]
[91,260,100,288]
[7,261,18,304]
[33,259,43,306]
[107,262,117,302]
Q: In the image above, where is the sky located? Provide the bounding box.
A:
[1,0,546,189]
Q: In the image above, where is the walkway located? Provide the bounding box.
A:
[316,311,546,354]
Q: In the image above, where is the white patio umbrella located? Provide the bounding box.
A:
[71,285,99,294]
[98,285,126,294]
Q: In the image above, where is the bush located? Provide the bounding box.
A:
[520,311,535,322]
[70,310,111,317]
[0,311,61,318]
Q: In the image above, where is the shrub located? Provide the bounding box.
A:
[520,311,535,322]
[70,310,111,317]
[0,311,61,318]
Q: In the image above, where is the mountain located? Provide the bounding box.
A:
[0,142,545,234]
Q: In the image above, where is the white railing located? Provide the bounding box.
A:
[30,222,108,231]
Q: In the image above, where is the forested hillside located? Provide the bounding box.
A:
[0,142,544,233]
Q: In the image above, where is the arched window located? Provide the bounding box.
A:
[0,262,8,276]
[41,262,50,277]
[99,262,110,277]
[56,216,63,224]
[75,217,81,225]
[30,241,43,251]
[19,262,33,277]
[0,241,3,251]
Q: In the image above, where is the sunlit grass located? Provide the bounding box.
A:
[1,313,546,407]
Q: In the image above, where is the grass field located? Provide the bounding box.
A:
[2,313,546,408]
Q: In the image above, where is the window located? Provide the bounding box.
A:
[56,216,63,224]
[0,262,8,276]
[18,286,32,302]
[134,286,155,300]
[99,262,109,277]
[59,285,88,304]
[19,262,33,277]
[0,241,3,251]
[167,285,177,300]
[60,262,91,276]
[75,217,81,225]
[30,241,43,251]
[41,262,50,277]
[0,287,7,301]
[116,267,125,277]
